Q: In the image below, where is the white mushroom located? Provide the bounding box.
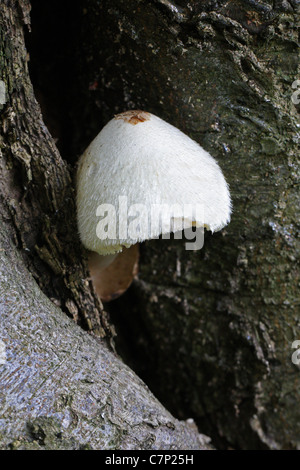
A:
[76,110,231,300]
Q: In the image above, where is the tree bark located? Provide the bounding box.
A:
[66,0,299,449]
[0,0,211,450]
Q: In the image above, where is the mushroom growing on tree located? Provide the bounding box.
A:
[77,110,231,301]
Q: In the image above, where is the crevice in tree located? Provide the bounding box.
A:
[24,0,85,163]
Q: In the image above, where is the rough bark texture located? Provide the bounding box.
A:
[0,0,212,450]
[58,0,299,449]
[0,220,211,449]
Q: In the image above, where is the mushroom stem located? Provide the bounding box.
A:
[88,245,139,302]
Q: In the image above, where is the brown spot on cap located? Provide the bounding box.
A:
[115,110,150,125]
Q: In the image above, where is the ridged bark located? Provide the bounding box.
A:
[70,0,299,449]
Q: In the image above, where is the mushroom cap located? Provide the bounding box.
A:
[77,110,231,255]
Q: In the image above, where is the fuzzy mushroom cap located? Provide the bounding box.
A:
[77,110,231,255]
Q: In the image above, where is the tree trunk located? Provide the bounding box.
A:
[0,0,211,450]
[61,0,298,450]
